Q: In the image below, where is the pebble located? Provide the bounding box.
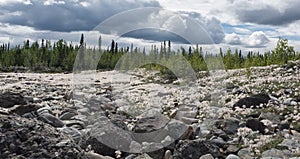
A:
[164,150,172,159]
[226,154,241,159]
[199,154,214,159]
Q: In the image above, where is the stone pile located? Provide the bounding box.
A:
[0,60,299,158]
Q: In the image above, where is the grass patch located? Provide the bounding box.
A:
[291,122,300,132]
[261,138,285,152]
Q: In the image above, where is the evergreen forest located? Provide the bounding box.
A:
[0,34,299,74]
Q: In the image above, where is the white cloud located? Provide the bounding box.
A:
[79,1,90,7]
[0,0,22,5]
[247,31,270,47]
[43,0,65,5]
[23,0,32,5]
[225,33,241,45]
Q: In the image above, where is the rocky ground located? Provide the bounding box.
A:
[0,60,300,159]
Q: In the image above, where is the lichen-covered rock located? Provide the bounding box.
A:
[0,114,86,158]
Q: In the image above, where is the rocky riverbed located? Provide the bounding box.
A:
[0,61,300,159]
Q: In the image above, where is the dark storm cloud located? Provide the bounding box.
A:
[122,29,190,44]
[236,2,300,25]
[0,0,161,32]
[94,8,225,44]
[0,0,225,45]
[179,11,225,44]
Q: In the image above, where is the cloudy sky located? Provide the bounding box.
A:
[1,0,300,53]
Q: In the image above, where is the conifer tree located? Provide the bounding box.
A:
[80,34,84,46]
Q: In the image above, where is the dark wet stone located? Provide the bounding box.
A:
[173,139,221,159]
[233,93,270,109]
[211,137,227,148]
[247,112,261,118]
[246,118,266,134]
[10,104,40,116]
[143,142,165,159]
[84,116,133,156]
[59,109,78,120]
[0,92,27,108]
[278,123,290,130]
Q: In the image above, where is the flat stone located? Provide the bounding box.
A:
[215,118,240,135]
[9,104,40,116]
[38,113,65,128]
[133,111,169,133]
[259,112,281,124]
[86,117,133,154]
[261,148,290,158]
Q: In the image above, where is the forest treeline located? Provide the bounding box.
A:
[0,34,299,73]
